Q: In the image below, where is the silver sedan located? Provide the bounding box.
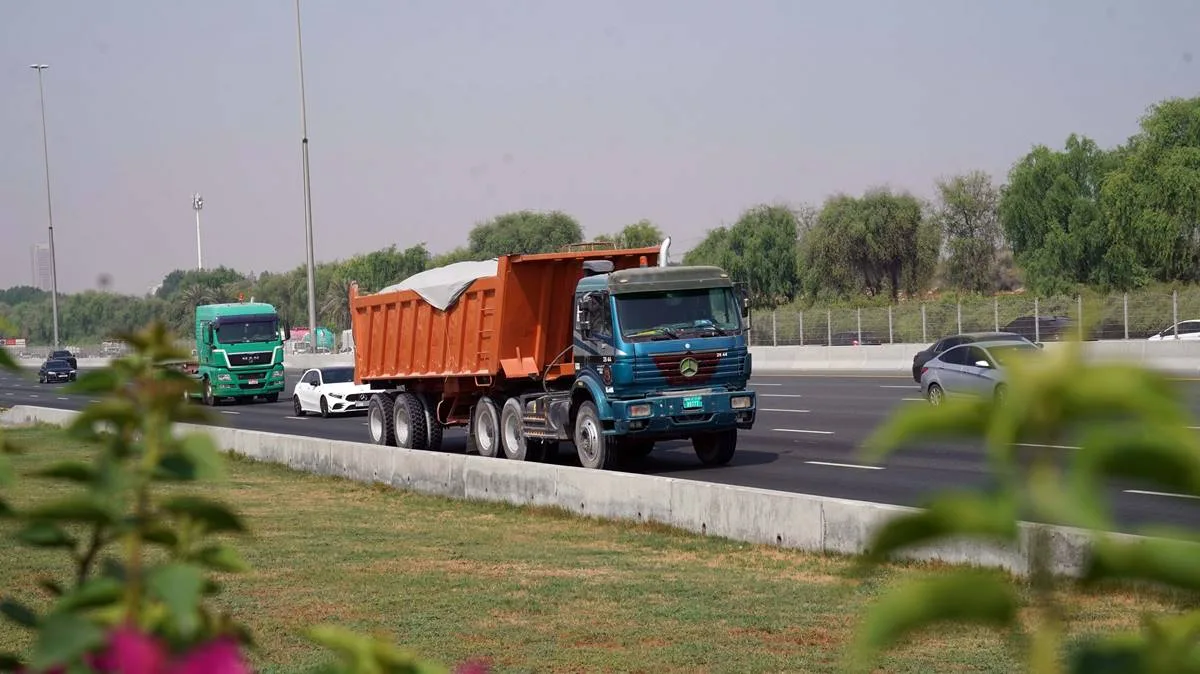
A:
[918,340,1040,405]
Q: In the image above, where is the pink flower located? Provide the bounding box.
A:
[169,637,250,674]
[453,660,490,674]
[91,625,168,674]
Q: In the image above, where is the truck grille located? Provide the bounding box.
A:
[633,348,746,386]
[227,351,274,367]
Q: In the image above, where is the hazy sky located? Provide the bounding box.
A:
[2,1,1197,296]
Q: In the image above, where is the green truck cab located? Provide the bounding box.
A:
[187,301,289,405]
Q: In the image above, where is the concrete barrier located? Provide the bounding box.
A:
[0,404,1139,579]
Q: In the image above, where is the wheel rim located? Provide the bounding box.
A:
[929,386,942,405]
[503,409,522,456]
[475,402,494,450]
[578,415,599,464]
[369,405,384,442]
[395,405,410,445]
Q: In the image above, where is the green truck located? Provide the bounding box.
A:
[182,301,290,405]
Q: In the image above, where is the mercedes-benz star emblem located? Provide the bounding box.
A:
[679,357,699,377]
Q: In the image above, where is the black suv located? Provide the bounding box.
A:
[911,331,1037,382]
[49,349,77,369]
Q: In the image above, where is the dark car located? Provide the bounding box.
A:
[830,331,884,346]
[49,349,77,370]
[1001,315,1072,342]
[38,358,76,384]
[911,331,1036,382]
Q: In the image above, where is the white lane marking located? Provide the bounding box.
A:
[762,394,804,398]
[1016,442,1078,450]
[773,428,833,435]
[761,408,810,413]
[57,397,69,401]
[4,393,12,396]
[89,399,100,403]
[806,460,884,470]
[1189,426,1200,430]
[902,397,925,401]
[221,410,241,415]
[29,394,38,398]
[879,385,917,389]
[1124,489,1200,500]
[285,416,309,420]
[750,382,783,387]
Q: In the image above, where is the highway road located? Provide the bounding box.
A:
[3,366,1200,535]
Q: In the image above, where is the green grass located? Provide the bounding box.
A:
[0,427,1188,673]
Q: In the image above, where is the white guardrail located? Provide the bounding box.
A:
[0,404,1142,579]
[11,340,1199,374]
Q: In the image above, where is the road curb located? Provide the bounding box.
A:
[0,404,1144,579]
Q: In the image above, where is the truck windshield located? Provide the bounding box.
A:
[615,287,742,341]
[214,316,280,344]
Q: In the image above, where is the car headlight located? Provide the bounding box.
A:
[329,393,344,399]
[731,395,752,409]
[629,403,652,418]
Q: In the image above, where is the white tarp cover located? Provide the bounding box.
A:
[375,258,499,311]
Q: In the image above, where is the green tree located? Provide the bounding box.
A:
[595,219,666,248]
[684,204,800,309]
[466,210,584,257]
[934,171,1006,293]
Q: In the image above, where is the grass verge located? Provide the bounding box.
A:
[0,426,1188,673]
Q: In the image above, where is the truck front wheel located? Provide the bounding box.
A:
[574,401,616,470]
[693,429,737,466]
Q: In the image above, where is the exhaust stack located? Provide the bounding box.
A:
[658,237,672,267]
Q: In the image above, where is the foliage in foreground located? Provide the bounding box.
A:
[848,338,1200,673]
[0,322,484,673]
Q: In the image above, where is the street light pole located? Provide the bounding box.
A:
[192,193,204,270]
[294,0,319,351]
[30,64,60,349]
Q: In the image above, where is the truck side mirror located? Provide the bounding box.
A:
[737,287,750,318]
[282,326,291,341]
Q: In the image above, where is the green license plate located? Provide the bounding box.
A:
[682,395,703,410]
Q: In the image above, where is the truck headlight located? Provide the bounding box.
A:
[731,395,752,409]
[629,403,652,418]
[271,370,284,379]
[217,374,232,382]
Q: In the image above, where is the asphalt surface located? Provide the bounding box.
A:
[3,365,1200,534]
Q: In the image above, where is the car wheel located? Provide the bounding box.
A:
[927,383,944,406]
[293,395,305,416]
[320,396,330,418]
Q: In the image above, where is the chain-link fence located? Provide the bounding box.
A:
[748,288,1200,347]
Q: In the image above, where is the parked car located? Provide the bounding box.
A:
[1147,320,1200,341]
[291,366,374,417]
[918,339,1040,405]
[829,331,884,346]
[38,358,76,384]
[1001,315,1072,342]
[911,331,1036,382]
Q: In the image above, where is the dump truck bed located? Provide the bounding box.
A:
[349,245,662,385]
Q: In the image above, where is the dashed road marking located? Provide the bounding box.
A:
[750,382,783,387]
[221,410,241,415]
[805,460,883,470]
[1016,442,1078,450]
[773,428,833,435]
[760,408,810,413]
[1124,489,1200,500]
[879,385,917,389]
[762,394,804,398]
[902,397,924,401]
[57,397,69,401]
[285,416,308,420]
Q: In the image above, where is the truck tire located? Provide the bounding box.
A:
[203,378,216,406]
[624,439,655,459]
[574,401,616,470]
[693,429,737,466]
[392,392,428,449]
[499,397,545,461]
[421,394,443,451]
[467,396,502,458]
[367,393,396,446]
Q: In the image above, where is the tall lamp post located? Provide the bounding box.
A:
[192,193,204,270]
[294,0,319,351]
[30,63,60,349]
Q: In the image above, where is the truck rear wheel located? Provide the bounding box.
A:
[392,392,428,450]
[467,396,501,458]
[500,397,545,461]
[574,401,616,470]
[693,429,737,466]
[367,393,396,446]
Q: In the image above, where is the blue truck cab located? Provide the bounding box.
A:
[520,261,756,469]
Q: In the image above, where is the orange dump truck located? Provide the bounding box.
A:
[348,239,757,470]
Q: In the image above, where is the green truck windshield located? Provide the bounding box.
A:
[214,315,280,344]
[616,287,741,340]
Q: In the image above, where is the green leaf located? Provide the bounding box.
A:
[0,653,24,672]
[33,461,96,484]
[1067,641,1146,674]
[0,498,13,520]
[53,577,124,613]
[155,434,224,483]
[159,496,246,534]
[64,369,120,395]
[847,570,1018,673]
[29,612,105,671]
[0,453,13,487]
[1083,534,1200,592]
[0,598,37,628]
[197,544,250,573]
[24,497,116,526]
[16,521,78,549]
[1072,423,1200,498]
[860,491,1020,567]
[142,523,179,548]
[147,563,205,639]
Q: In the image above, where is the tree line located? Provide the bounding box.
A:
[3,94,1197,344]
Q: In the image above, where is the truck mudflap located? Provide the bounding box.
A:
[606,389,756,436]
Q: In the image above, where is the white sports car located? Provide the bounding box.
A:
[292,366,374,417]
